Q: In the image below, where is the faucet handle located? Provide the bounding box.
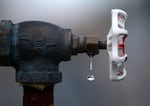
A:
[107,9,128,81]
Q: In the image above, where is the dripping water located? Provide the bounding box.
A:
[87,55,95,81]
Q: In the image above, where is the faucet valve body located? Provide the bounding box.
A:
[0,20,101,84]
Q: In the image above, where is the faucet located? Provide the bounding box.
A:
[0,9,128,106]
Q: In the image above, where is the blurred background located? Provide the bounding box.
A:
[0,0,150,106]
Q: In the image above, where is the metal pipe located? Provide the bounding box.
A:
[98,41,107,49]
[23,85,54,106]
[0,20,106,106]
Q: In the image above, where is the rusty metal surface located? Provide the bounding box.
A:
[0,20,12,65]
[0,20,105,84]
[0,20,72,83]
[71,34,87,55]
[86,35,99,56]
[23,85,54,106]
[0,20,106,106]
[71,34,101,56]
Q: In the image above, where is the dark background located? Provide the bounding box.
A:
[0,0,150,106]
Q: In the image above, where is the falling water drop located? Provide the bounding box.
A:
[87,74,95,81]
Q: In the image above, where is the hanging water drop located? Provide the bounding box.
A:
[87,55,95,81]
[89,56,93,71]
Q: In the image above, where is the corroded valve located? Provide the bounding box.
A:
[0,9,128,106]
[0,20,104,85]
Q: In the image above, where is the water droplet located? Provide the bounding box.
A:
[89,56,93,71]
[87,74,95,81]
[87,55,95,81]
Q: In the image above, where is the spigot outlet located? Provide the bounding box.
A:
[71,34,106,56]
[0,20,106,84]
[0,9,128,106]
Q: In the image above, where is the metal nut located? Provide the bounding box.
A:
[86,35,99,56]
